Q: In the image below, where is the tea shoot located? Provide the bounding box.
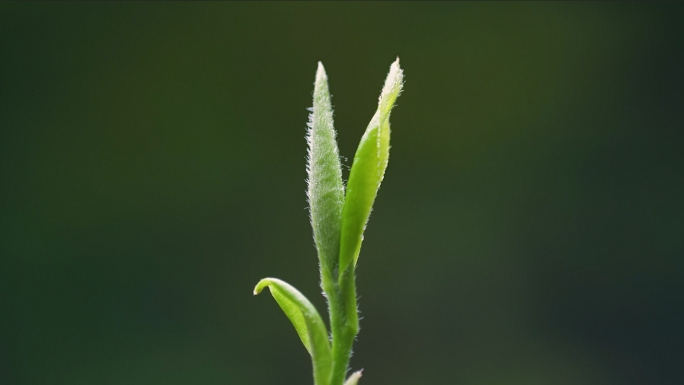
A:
[254,58,404,385]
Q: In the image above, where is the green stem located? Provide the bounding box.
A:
[328,266,359,385]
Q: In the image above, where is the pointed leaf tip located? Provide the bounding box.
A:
[316,61,327,81]
[379,59,404,115]
[344,370,363,385]
[253,279,266,295]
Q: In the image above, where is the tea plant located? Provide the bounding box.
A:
[254,58,404,385]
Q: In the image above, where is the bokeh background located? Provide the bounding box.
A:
[1,2,683,385]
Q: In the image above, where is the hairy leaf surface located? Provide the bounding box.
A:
[339,58,404,273]
[307,62,345,290]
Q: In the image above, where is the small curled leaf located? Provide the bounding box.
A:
[254,278,333,385]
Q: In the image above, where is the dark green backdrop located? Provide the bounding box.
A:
[1,2,683,385]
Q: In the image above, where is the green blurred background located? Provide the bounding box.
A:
[1,2,683,385]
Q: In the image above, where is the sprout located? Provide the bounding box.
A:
[254,59,405,385]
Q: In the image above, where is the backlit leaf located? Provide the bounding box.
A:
[339,58,404,273]
[254,278,333,385]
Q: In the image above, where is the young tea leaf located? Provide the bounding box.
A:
[307,62,345,290]
[338,58,404,273]
[254,278,333,385]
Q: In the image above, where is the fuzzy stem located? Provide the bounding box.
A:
[330,266,359,385]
